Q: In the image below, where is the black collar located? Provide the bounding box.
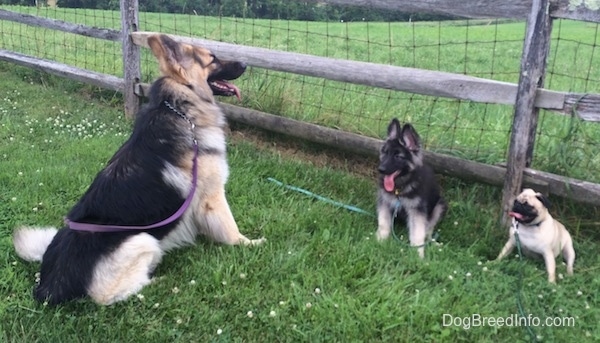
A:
[516,220,542,228]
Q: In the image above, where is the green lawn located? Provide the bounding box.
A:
[1,58,600,342]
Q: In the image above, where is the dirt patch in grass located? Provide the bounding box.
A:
[229,124,379,179]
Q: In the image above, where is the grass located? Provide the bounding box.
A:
[1,5,599,183]
[1,57,600,342]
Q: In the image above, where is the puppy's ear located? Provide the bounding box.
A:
[536,193,551,209]
[387,118,402,140]
[400,124,421,152]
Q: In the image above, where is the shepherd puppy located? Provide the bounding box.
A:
[496,188,575,283]
[376,118,447,258]
[13,34,265,305]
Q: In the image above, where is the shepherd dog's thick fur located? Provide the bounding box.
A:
[13,34,265,305]
[376,118,447,258]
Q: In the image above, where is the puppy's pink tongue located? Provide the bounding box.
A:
[383,171,400,192]
[509,211,524,220]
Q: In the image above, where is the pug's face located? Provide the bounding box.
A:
[509,188,551,225]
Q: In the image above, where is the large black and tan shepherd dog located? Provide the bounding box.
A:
[376,118,446,258]
[13,34,265,305]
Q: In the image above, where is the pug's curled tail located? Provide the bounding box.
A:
[13,227,58,262]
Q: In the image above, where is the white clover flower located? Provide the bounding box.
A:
[448,275,454,280]
[136,294,144,300]
[216,329,222,335]
[305,302,312,309]
[314,287,321,294]
[247,311,254,318]
[577,290,583,296]
[279,301,285,306]
[482,266,488,272]
[477,261,482,266]
[189,280,196,285]
[269,310,276,317]
[466,272,472,277]
[172,287,180,294]
[239,273,246,279]
[153,303,160,308]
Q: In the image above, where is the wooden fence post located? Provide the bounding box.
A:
[500,0,553,225]
[121,0,141,118]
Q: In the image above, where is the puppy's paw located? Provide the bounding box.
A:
[246,237,266,246]
[376,229,390,241]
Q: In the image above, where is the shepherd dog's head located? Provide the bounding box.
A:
[147,34,246,101]
[378,118,424,193]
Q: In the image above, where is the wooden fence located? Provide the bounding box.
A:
[1,0,600,220]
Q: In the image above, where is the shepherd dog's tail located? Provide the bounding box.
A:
[13,227,58,262]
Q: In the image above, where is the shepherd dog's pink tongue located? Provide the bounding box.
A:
[231,84,241,101]
[509,211,524,220]
[383,171,400,192]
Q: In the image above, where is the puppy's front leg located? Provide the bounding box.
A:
[408,213,428,259]
[543,251,557,283]
[376,205,392,241]
[496,236,515,261]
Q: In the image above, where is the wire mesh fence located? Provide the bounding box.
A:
[0,2,599,183]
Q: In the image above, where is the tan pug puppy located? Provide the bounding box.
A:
[496,189,575,283]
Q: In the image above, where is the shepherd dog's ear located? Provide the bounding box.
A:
[400,124,421,152]
[386,118,402,140]
[147,35,189,85]
[535,193,551,209]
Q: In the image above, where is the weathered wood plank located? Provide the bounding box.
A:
[0,9,121,41]
[305,0,600,23]
[551,0,600,23]
[563,93,600,121]
[308,0,531,19]
[131,32,600,121]
[501,0,553,224]
[0,49,124,91]
[121,0,141,118]
[132,32,532,106]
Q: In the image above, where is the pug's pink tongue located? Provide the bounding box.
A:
[509,211,523,220]
[383,171,401,192]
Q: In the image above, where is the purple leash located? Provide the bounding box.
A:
[65,101,198,233]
